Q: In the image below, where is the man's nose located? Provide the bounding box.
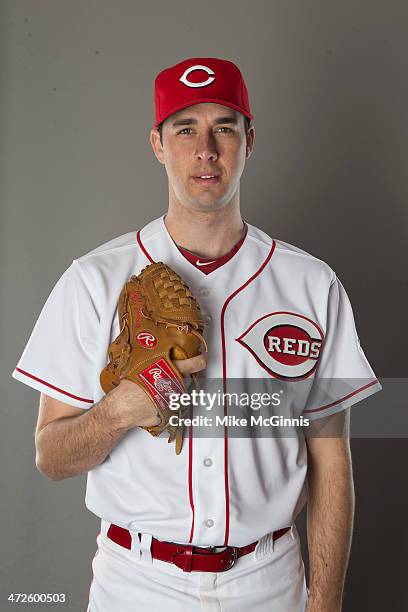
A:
[195,133,218,162]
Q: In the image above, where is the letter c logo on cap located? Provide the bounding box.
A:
[179,64,216,88]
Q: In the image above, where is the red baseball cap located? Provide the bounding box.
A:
[153,57,253,128]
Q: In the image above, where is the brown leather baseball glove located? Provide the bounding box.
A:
[100,262,207,454]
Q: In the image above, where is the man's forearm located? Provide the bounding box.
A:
[35,391,131,480]
[306,439,355,612]
[34,359,200,481]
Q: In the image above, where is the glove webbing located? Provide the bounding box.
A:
[154,271,195,309]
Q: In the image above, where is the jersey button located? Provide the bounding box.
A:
[199,288,210,297]
[205,519,214,528]
[203,457,213,467]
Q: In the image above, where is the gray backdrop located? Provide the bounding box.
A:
[1,1,407,610]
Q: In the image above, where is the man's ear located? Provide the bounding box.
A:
[245,124,255,159]
[150,128,165,164]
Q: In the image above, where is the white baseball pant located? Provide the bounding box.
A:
[87,525,308,611]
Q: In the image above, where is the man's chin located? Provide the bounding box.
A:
[184,192,231,212]
[189,200,228,213]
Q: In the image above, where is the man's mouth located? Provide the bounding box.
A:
[192,174,221,185]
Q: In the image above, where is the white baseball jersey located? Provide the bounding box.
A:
[12,215,381,548]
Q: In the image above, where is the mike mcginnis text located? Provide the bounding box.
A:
[168,415,310,427]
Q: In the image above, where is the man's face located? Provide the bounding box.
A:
[150,103,254,212]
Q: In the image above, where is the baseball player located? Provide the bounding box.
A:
[12,57,382,611]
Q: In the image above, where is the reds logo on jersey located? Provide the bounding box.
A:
[237,312,324,380]
[136,331,157,348]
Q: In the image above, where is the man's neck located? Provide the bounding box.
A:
[164,202,244,259]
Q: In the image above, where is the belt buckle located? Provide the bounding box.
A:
[171,544,239,573]
[221,546,238,571]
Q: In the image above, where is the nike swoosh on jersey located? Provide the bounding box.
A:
[196,260,216,267]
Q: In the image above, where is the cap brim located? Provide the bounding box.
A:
[154,97,253,128]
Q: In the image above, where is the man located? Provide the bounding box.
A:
[12,57,381,611]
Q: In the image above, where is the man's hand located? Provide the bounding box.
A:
[107,353,208,429]
[35,353,208,480]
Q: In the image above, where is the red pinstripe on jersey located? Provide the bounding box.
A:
[303,379,379,414]
[220,240,277,545]
[136,227,196,541]
[136,230,155,263]
[14,368,94,403]
[188,425,195,543]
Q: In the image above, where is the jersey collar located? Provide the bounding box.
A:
[136,215,276,296]
[175,223,248,275]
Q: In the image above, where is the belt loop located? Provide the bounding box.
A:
[254,532,274,560]
[254,533,267,560]
[101,519,110,537]
[130,530,141,559]
[140,533,153,564]
[183,546,193,572]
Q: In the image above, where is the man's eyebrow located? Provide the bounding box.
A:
[214,116,238,125]
[171,118,197,127]
[171,115,238,127]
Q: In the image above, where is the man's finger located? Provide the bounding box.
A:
[174,353,207,376]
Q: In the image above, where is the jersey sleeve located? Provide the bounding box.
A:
[12,260,99,409]
[302,274,382,420]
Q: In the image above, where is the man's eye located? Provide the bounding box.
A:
[178,128,193,135]
[217,127,232,133]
